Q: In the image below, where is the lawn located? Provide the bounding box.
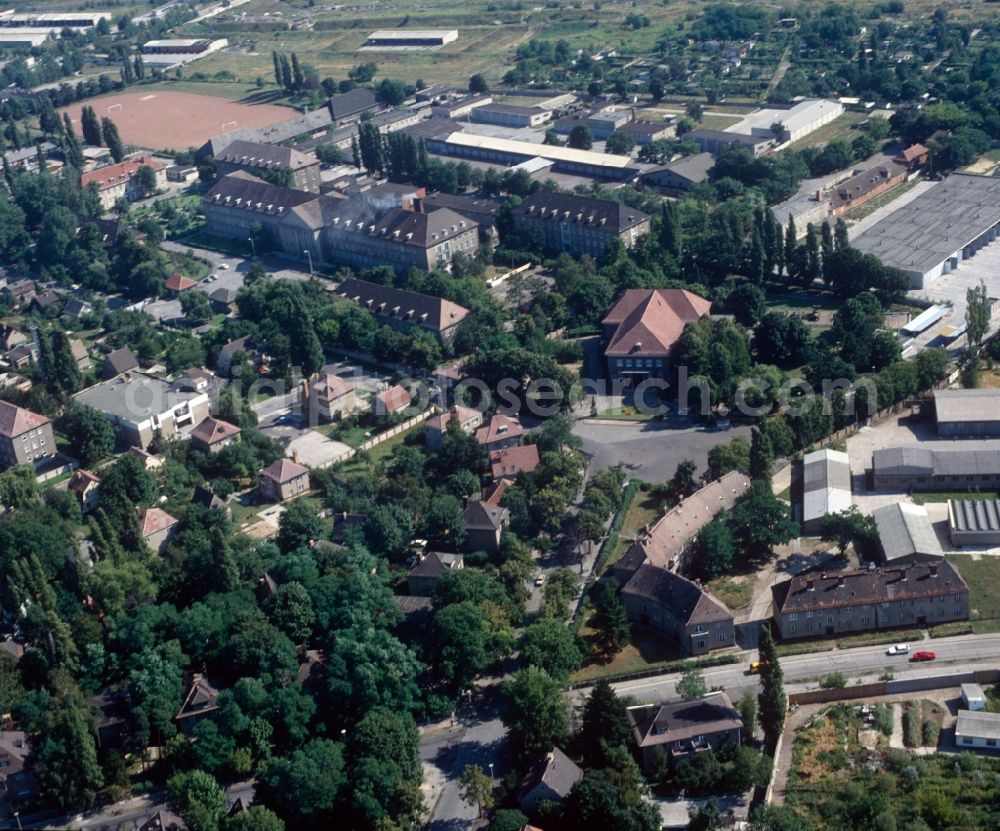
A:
[912,490,1000,505]
[600,487,662,575]
[786,703,1000,829]
[947,555,1000,629]
[595,407,656,422]
[706,577,752,611]
[788,110,868,150]
[698,113,742,130]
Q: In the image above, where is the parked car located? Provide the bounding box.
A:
[887,644,910,655]
[219,263,230,270]
[534,575,545,587]
[748,661,767,675]
[910,651,937,662]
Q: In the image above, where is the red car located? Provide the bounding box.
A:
[910,651,937,662]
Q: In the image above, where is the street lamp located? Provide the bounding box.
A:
[14,811,21,831]
[488,763,494,787]
[303,249,314,276]
[247,236,256,258]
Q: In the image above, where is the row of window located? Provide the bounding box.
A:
[789,594,964,621]
[787,606,963,634]
[616,358,665,368]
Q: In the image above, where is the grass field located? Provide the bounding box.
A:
[911,490,1000,505]
[788,110,868,150]
[947,554,1000,632]
[600,487,662,573]
[705,577,752,611]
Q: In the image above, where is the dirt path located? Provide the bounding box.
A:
[889,702,905,749]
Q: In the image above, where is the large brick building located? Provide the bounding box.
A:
[510,192,650,258]
[771,560,969,639]
[81,156,167,210]
[0,400,54,469]
[601,288,712,383]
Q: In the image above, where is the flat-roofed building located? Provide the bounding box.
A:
[853,173,1000,289]
[726,98,844,143]
[471,103,552,128]
[429,93,493,120]
[872,503,943,563]
[426,131,636,180]
[935,389,1000,437]
[142,39,213,54]
[771,560,969,639]
[364,29,458,48]
[949,499,1000,547]
[621,119,675,145]
[601,288,711,383]
[511,192,650,258]
[0,11,111,29]
[554,106,633,141]
[801,449,852,534]
[872,447,1000,492]
[687,128,770,157]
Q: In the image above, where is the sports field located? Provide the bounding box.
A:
[60,90,295,152]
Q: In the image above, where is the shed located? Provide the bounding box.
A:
[935,389,1000,437]
[801,449,852,534]
[872,503,943,563]
[963,683,987,711]
[949,499,1000,546]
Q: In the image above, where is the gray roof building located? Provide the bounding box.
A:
[949,498,1000,546]
[873,446,1000,491]
[214,139,316,172]
[642,151,715,192]
[627,692,743,771]
[337,277,470,338]
[802,448,852,533]
[935,388,1000,437]
[518,748,583,814]
[102,346,139,379]
[956,710,1000,746]
[872,503,943,562]
[327,89,378,121]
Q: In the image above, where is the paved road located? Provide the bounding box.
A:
[606,631,1000,706]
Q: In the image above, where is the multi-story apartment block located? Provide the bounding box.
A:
[0,400,54,469]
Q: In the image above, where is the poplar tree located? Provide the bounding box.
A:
[757,626,786,748]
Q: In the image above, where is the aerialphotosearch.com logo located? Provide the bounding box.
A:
[110,365,881,429]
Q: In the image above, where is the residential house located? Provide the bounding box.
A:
[102,346,139,379]
[192,483,232,521]
[215,336,254,378]
[621,565,735,655]
[407,551,464,596]
[895,143,929,169]
[602,288,712,383]
[510,192,651,258]
[475,413,524,452]
[462,500,509,552]
[393,594,434,626]
[956,710,1000,751]
[128,445,164,470]
[0,325,26,352]
[214,138,321,193]
[164,274,198,297]
[173,367,218,394]
[139,810,186,831]
[489,445,541,480]
[374,384,412,418]
[0,400,55,469]
[175,673,221,734]
[3,279,36,308]
[29,289,61,315]
[139,507,179,554]
[190,416,241,454]
[303,373,358,423]
[627,692,743,773]
[771,560,969,639]
[68,468,100,512]
[337,278,470,342]
[73,372,210,449]
[0,732,37,803]
[424,405,483,449]
[81,156,167,210]
[89,687,130,750]
[61,297,93,320]
[4,343,35,369]
[518,748,583,815]
[209,285,239,314]
[258,458,309,502]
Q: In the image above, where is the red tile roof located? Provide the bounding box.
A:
[68,469,99,495]
[260,458,308,484]
[0,400,49,439]
[475,413,524,446]
[164,274,197,292]
[603,289,711,357]
[190,416,241,446]
[489,445,540,479]
[80,155,163,192]
[311,372,351,400]
[138,507,178,538]
[376,384,412,414]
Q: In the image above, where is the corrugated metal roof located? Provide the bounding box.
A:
[949,498,1000,533]
[901,304,948,335]
[957,710,1000,741]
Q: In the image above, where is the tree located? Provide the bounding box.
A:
[726,283,767,327]
[688,801,723,831]
[57,406,115,467]
[468,73,489,94]
[168,770,228,831]
[561,766,660,831]
[736,691,757,737]
[686,102,704,122]
[757,626,786,748]
[256,739,345,830]
[223,806,286,831]
[315,143,343,166]
[666,458,698,503]
[818,506,878,560]
[363,503,413,558]
[589,579,630,656]
[676,666,707,700]
[568,125,594,150]
[33,690,104,812]
[488,810,530,831]
[963,279,991,387]
[698,516,735,580]
[80,105,102,146]
[101,116,125,162]
[749,427,774,483]
[605,130,635,155]
[731,487,798,562]
[276,499,322,553]
[267,582,315,644]
[519,618,583,683]
[136,164,158,196]
[180,289,211,321]
[726,745,771,792]
[579,679,632,766]
[502,666,569,761]
[707,436,750,479]
[458,764,494,817]
[46,330,83,395]
[429,601,493,693]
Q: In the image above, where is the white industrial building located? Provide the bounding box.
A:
[140,38,228,68]
[0,10,111,30]
[363,29,458,49]
[853,173,1000,289]
[949,499,1000,547]
[726,98,844,144]
[801,448,852,534]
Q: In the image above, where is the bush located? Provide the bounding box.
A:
[820,672,846,689]
[903,703,920,748]
[922,719,940,746]
[874,703,894,736]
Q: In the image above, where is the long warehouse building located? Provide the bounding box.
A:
[852,173,1000,289]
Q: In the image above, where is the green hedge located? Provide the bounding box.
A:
[593,478,642,576]
[903,703,921,748]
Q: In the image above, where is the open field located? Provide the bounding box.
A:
[947,555,1000,632]
[600,487,662,573]
[60,90,295,152]
[788,110,868,150]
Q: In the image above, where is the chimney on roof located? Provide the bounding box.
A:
[929,563,938,578]
[837,576,845,588]
[805,579,814,592]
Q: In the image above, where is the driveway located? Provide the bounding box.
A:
[572,419,753,484]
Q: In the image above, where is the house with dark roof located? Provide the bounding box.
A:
[175,674,221,734]
[327,88,378,122]
[61,296,93,320]
[408,551,464,596]
[193,483,232,520]
[209,285,239,314]
[771,560,969,639]
[518,748,583,815]
[3,343,35,369]
[190,416,241,454]
[29,289,62,315]
[642,152,715,193]
[627,692,743,772]
[0,400,54,470]
[687,128,770,157]
[214,138,321,193]
[422,192,502,247]
[621,565,735,655]
[602,288,712,382]
[489,445,540,481]
[462,500,510,552]
[830,161,907,216]
[259,458,309,502]
[102,346,139,379]
[338,278,470,342]
[511,192,651,258]
[872,446,1000,492]
[0,732,37,803]
[215,336,254,378]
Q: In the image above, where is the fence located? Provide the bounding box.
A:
[787,668,1000,707]
[315,408,436,469]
